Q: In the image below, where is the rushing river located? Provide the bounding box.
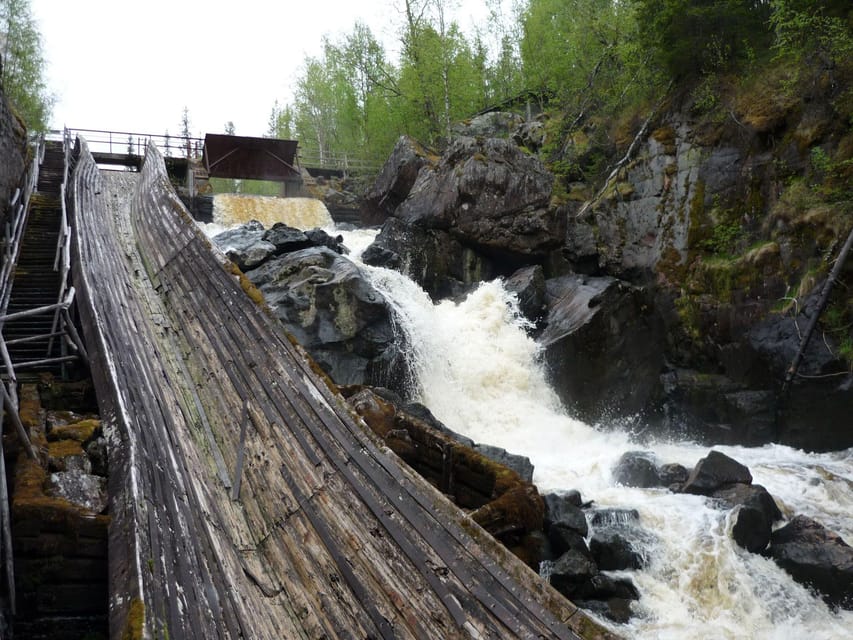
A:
[206,196,853,640]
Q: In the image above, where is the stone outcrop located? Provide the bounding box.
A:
[213,223,407,392]
[680,450,753,495]
[360,136,434,226]
[363,135,562,299]
[540,274,663,422]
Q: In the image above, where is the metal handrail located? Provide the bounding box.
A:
[56,128,205,160]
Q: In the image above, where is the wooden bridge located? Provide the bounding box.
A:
[2,133,616,639]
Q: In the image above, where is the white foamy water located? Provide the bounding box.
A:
[211,194,333,230]
[355,254,853,640]
[207,214,852,639]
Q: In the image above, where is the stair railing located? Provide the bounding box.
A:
[46,129,87,364]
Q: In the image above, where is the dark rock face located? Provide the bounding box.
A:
[364,217,499,300]
[549,549,598,599]
[472,444,535,484]
[660,369,778,445]
[659,463,689,487]
[613,451,661,488]
[364,136,561,300]
[543,493,589,536]
[769,516,853,610]
[245,246,406,391]
[540,274,664,423]
[681,450,752,495]
[396,137,558,256]
[590,531,644,571]
[504,265,546,325]
[0,87,27,223]
[361,136,433,226]
[712,483,782,552]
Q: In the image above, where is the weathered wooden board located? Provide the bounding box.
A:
[69,139,619,640]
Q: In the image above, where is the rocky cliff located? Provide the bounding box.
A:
[361,66,853,451]
[0,86,28,222]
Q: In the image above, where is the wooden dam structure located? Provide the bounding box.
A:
[0,133,615,639]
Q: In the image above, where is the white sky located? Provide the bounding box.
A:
[30,0,494,138]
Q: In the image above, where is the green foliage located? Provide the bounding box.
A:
[632,0,773,80]
[0,0,53,132]
[699,221,743,255]
[770,0,853,64]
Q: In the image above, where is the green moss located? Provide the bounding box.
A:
[49,418,100,443]
[121,598,145,640]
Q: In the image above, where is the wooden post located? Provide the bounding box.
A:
[1,384,36,460]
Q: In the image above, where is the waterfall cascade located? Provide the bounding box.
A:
[204,203,853,639]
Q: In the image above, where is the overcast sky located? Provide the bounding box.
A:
[31,0,492,139]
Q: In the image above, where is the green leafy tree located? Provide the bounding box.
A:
[770,0,853,64]
[631,0,773,79]
[267,100,294,139]
[0,0,52,132]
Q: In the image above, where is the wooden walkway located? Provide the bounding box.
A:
[68,139,615,639]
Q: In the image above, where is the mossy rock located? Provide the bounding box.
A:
[49,419,101,443]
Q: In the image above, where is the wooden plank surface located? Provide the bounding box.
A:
[69,138,618,640]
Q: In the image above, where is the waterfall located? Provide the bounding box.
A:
[209,193,333,231]
[204,215,853,639]
[343,230,853,640]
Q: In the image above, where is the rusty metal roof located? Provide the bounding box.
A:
[202,134,300,182]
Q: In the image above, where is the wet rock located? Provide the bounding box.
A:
[504,265,546,324]
[365,217,497,300]
[576,598,634,624]
[543,493,588,537]
[589,531,644,571]
[613,451,661,488]
[305,228,347,254]
[360,243,402,271]
[361,136,433,225]
[769,516,853,610]
[548,524,592,559]
[549,549,598,600]
[540,274,663,423]
[262,223,312,254]
[659,463,689,488]
[681,450,752,495]
[46,471,108,514]
[712,483,782,552]
[214,220,275,270]
[585,574,640,601]
[244,247,408,391]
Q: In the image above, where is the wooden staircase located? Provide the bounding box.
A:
[3,140,68,375]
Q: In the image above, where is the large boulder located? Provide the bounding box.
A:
[244,246,407,392]
[712,483,782,552]
[539,274,664,422]
[214,220,275,270]
[769,516,853,609]
[361,136,434,226]
[680,450,752,495]
[395,136,559,257]
[612,451,661,488]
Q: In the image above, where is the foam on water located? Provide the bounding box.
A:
[356,252,853,640]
